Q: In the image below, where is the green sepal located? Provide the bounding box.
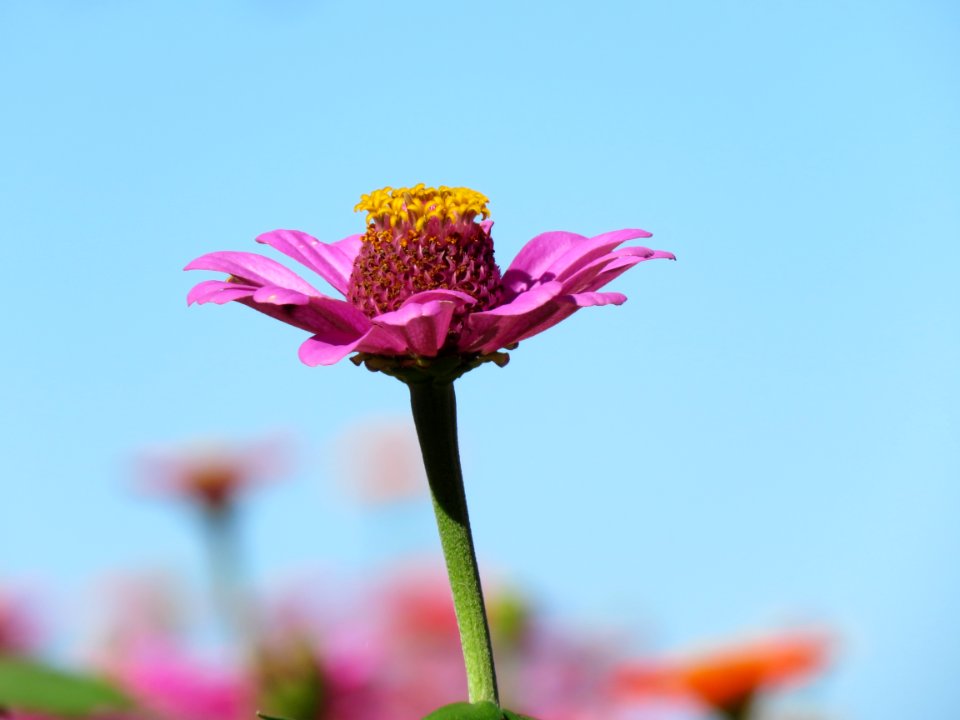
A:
[257,713,296,720]
[351,350,510,385]
[421,702,540,720]
[0,657,133,716]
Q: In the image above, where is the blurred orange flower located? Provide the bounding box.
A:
[613,630,831,712]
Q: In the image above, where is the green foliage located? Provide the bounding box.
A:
[258,677,324,720]
[501,710,538,720]
[255,643,326,720]
[0,657,132,716]
[423,702,503,720]
[422,701,539,720]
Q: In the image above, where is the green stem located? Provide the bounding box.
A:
[203,504,252,649]
[408,380,499,706]
[719,693,756,720]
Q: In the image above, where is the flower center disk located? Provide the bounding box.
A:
[347,185,503,317]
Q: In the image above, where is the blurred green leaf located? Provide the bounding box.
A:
[258,676,324,720]
[423,701,503,719]
[501,710,539,720]
[421,702,539,720]
[0,657,132,716]
[257,713,296,720]
[255,643,326,720]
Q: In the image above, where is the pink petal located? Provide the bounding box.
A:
[487,246,668,348]
[492,302,576,350]
[400,289,478,308]
[184,251,320,296]
[501,229,660,299]
[238,294,371,338]
[252,285,312,305]
[579,254,669,294]
[350,325,408,356]
[561,246,676,294]
[500,231,590,295]
[564,291,628,307]
[473,281,565,317]
[480,292,627,351]
[552,229,655,283]
[651,250,676,261]
[187,280,258,305]
[590,227,654,242]
[299,333,367,366]
[255,230,361,296]
[460,282,565,353]
[368,300,459,357]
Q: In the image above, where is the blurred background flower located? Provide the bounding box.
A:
[330,417,425,506]
[614,631,831,719]
[3,1,958,718]
[0,425,835,720]
[0,590,41,657]
[137,435,291,512]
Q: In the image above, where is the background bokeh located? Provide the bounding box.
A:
[2,1,958,718]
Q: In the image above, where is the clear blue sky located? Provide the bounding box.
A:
[2,1,958,717]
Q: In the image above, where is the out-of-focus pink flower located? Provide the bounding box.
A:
[271,567,634,720]
[90,573,186,665]
[613,630,832,713]
[137,435,289,511]
[186,185,673,369]
[109,641,253,720]
[331,417,425,504]
[0,589,40,655]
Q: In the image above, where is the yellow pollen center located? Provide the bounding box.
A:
[355,184,490,233]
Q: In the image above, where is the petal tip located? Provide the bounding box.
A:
[255,229,290,245]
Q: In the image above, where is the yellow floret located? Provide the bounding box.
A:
[355,185,490,228]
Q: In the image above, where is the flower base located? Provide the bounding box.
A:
[350,350,510,385]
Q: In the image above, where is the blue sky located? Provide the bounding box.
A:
[2,1,958,717]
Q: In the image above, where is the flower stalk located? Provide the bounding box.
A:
[408,379,499,706]
[202,504,252,649]
[721,693,756,720]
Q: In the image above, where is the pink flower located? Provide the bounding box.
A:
[137,436,288,511]
[109,642,253,720]
[0,589,40,655]
[185,185,673,370]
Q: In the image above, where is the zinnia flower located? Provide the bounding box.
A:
[138,437,287,512]
[185,185,674,376]
[613,631,831,715]
[111,642,253,720]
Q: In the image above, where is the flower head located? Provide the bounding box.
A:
[613,631,831,712]
[186,185,673,380]
[138,437,288,512]
[348,186,501,317]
